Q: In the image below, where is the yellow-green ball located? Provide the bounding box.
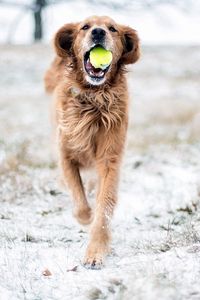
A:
[90,46,112,69]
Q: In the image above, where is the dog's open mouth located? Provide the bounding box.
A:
[84,45,111,81]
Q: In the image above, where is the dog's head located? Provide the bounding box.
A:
[55,16,140,86]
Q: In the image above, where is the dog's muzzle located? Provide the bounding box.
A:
[91,28,106,44]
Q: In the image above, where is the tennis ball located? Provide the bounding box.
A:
[90,46,112,69]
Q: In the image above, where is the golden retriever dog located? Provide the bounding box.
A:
[44,16,140,269]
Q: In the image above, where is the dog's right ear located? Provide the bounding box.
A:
[54,23,78,58]
[120,25,140,65]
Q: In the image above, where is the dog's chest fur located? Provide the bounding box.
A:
[58,87,126,156]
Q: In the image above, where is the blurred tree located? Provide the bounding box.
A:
[34,0,46,40]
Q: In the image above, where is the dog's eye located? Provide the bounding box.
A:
[109,26,117,32]
[81,24,90,30]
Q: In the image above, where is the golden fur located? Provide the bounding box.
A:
[44,16,140,269]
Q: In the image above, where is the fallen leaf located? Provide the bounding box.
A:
[42,268,52,276]
[67,265,78,272]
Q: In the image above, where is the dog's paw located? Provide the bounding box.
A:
[83,244,108,269]
[83,254,103,270]
[74,206,93,225]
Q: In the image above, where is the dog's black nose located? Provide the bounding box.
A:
[92,28,106,42]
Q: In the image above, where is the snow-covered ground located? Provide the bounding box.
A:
[0,0,200,45]
[0,44,200,299]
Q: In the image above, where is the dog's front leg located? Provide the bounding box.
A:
[83,157,120,269]
[59,142,92,225]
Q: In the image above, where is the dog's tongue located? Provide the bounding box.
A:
[85,59,104,77]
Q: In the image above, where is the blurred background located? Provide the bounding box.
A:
[1,1,200,299]
[0,0,200,44]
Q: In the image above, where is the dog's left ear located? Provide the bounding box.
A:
[54,23,78,58]
[120,26,140,64]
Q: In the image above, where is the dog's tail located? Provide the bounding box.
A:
[44,56,65,94]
